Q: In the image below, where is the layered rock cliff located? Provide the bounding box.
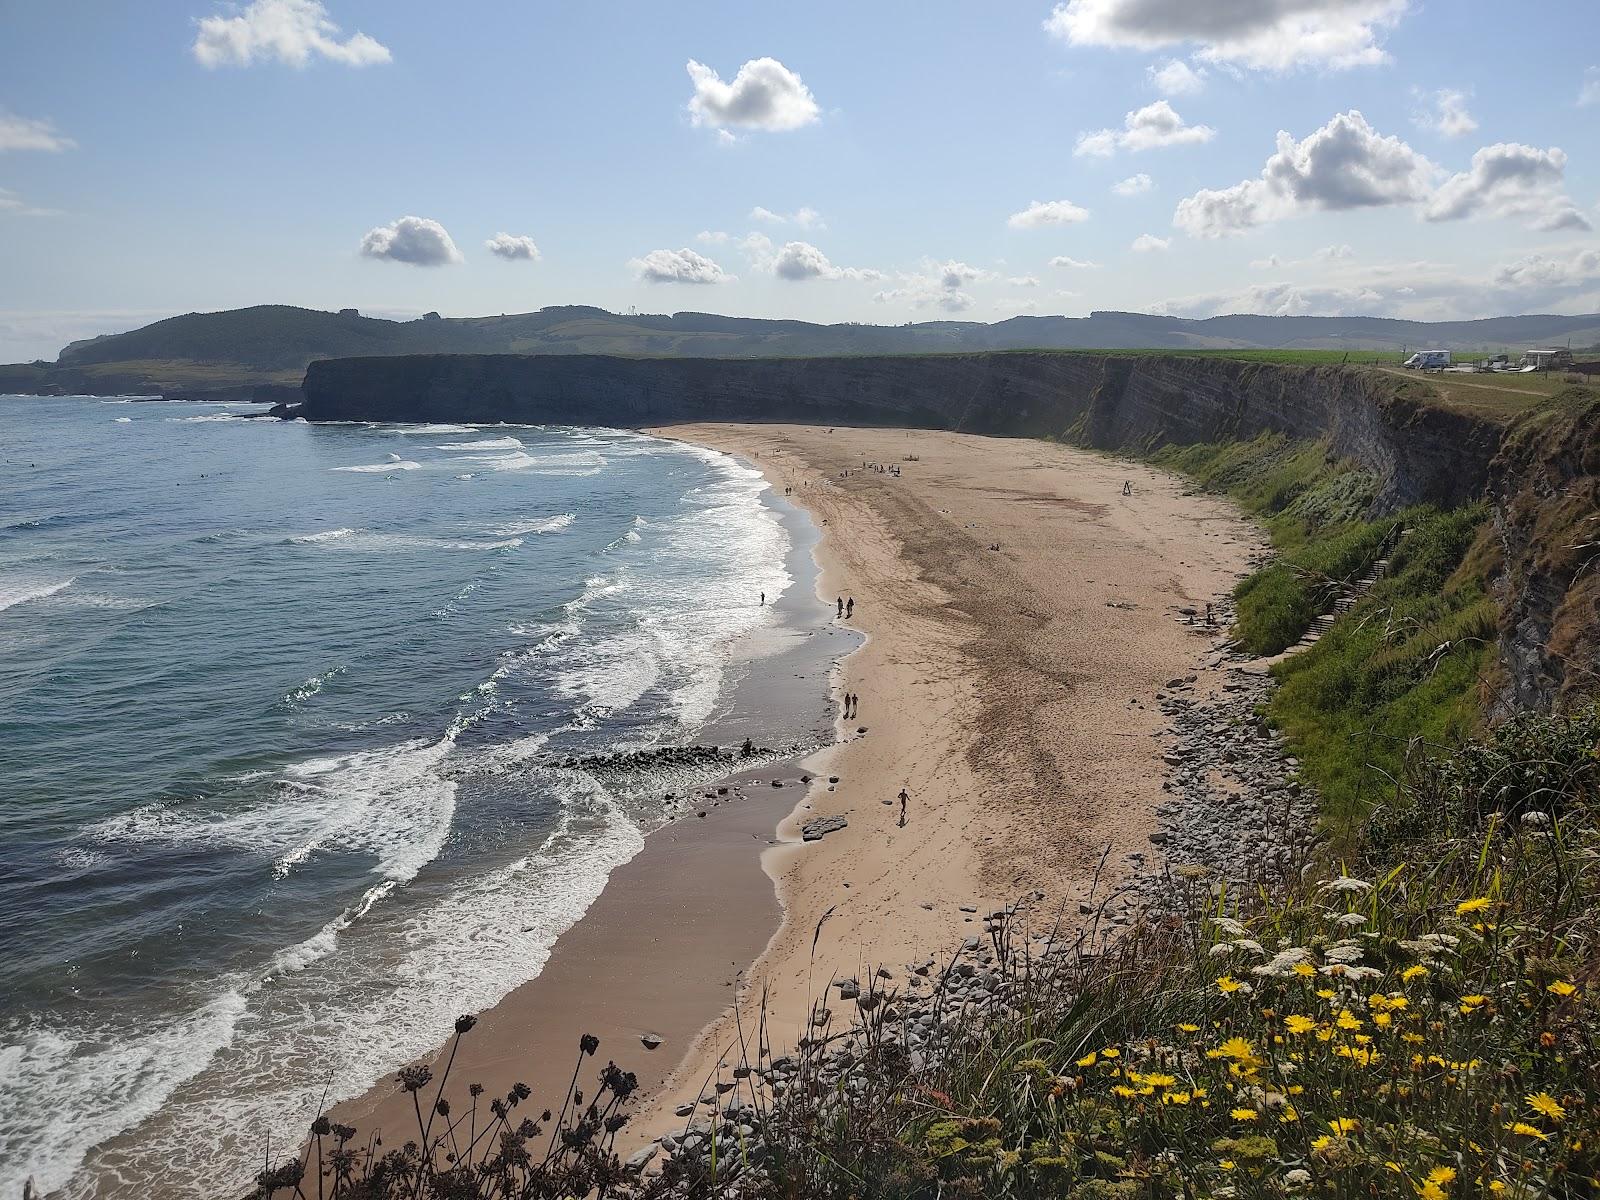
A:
[293,352,1503,511]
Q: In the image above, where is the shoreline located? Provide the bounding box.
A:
[323,450,848,1158]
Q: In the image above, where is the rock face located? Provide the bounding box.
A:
[1487,395,1600,714]
[292,352,1501,511]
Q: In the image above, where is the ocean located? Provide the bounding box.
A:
[0,396,833,1198]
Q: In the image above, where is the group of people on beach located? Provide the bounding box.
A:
[836,596,854,619]
[841,692,860,719]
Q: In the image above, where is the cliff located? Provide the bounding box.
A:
[1487,391,1600,714]
[294,351,1503,511]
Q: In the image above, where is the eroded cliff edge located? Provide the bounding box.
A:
[292,352,1500,511]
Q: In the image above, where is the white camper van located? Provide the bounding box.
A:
[1402,350,1452,370]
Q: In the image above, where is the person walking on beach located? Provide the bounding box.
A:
[1122,480,1132,496]
[846,597,854,619]
[897,787,909,827]
[836,596,844,618]
[760,591,766,606]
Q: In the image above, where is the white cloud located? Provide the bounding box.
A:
[485,232,540,262]
[1044,0,1410,72]
[750,205,825,229]
[1424,143,1591,232]
[1149,58,1206,94]
[1075,101,1214,156]
[695,230,732,244]
[1008,199,1091,228]
[630,247,732,284]
[1249,244,1353,270]
[1580,67,1600,107]
[192,0,390,68]
[1131,233,1171,252]
[686,57,819,134]
[1493,245,1600,291]
[1049,255,1100,268]
[359,216,462,266]
[1007,275,1041,287]
[1414,88,1478,138]
[0,187,60,217]
[0,110,76,153]
[769,240,880,282]
[1113,173,1153,196]
[937,260,990,288]
[1173,110,1434,237]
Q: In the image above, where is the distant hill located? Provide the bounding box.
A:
[5,303,1600,399]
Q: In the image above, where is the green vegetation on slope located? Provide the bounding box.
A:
[1151,435,1497,826]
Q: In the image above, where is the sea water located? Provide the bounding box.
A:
[0,396,829,1197]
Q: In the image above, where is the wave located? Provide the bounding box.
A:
[488,513,575,537]
[387,423,479,435]
[456,450,605,474]
[283,664,345,706]
[113,416,133,424]
[291,530,521,552]
[332,457,422,473]
[0,577,75,613]
[435,437,523,451]
[287,527,355,544]
[172,413,245,423]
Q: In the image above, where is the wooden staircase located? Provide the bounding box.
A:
[1292,527,1408,651]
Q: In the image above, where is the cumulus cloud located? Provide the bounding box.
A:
[1008,275,1041,287]
[1414,88,1478,138]
[1113,173,1153,196]
[359,216,462,266]
[1149,58,1206,94]
[0,110,75,153]
[686,57,819,134]
[1493,246,1600,291]
[1580,67,1600,107]
[873,259,994,311]
[192,0,390,68]
[768,240,880,281]
[1249,244,1353,270]
[0,186,60,217]
[1131,233,1171,252]
[485,232,540,261]
[630,247,732,284]
[1049,255,1100,268]
[1044,0,1410,71]
[695,230,732,244]
[1008,199,1091,228]
[1424,143,1591,232]
[1075,101,1214,156]
[1173,110,1434,236]
[750,205,825,229]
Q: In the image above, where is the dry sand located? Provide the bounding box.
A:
[330,424,1261,1154]
[627,423,1262,1138]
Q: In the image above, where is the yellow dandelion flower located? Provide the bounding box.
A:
[1113,1084,1138,1098]
[1101,1047,1121,1059]
[1458,995,1487,1014]
[1330,1117,1361,1135]
[1527,1092,1566,1122]
[1310,1135,1335,1152]
[1144,1073,1177,1088]
[1177,1022,1201,1033]
[1285,1014,1317,1034]
[1375,1012,1393,1028]
[1456,897,1491,915]
[1211,1036,1257,1062]
[1317,988,1336,999]
[1548,980,1577,998]
[1075,1051,1096,1068]
[1164,1091,1191,1105]
[1336,1009,1364,1030]
[1220,1159,1236,1170]
[1217,975,1244,994]
[1231,1107,1259,1121]
[1489,1183,1506,1194]
[1388,995,1410,1009]
[1418,1182,1446,1200]
[1403,1031,1425,1044]
[1293,961,1317,977]
[1427,1166,1457,1186]
[1505,1121,1551,1141]
[1402,964,1429,982]
[1279,1106,1299,1124]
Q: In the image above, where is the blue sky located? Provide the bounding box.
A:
[2,0,1598,360]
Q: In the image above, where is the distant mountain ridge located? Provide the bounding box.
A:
[4,303,1599,399]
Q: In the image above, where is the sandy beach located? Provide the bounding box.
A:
[330,423,1261,1157]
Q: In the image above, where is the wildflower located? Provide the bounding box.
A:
[1219,1159,1236,1170]
[1548,980,1577,998]
[1075,1051,1097,1067]
[1113,1084,1139,1098]
[1456,897,1491,916]
[1177,1023,1200,1034]
[1317,988,1336,1000]
[1211,1036,1258,1063]
[1320,876,1372,893]
[1211,916,1250,937]
[1284,1166,1313,1187]
[1527,1092,1566,1122]
[1329,1117,1361,1135]
[1505,1121,1551,1141]
[1144,1073,1177,1088]
[1402,964,1429,982]
[1310,1135,1335,1152]
[1336,1009,1364,1031]
[1419,1182,1447,1200]
[1101,1047,1120,1059]
[1231,1107,1259,1121]
[1285,1015,1317,1035]
[1333,912,1367,928]
[397,1066,433,1093]
[1217,975,1245,994]
[1293,960,1317,977]
[1458,995,1487,1015]
[1426,1166,1457,1186]
[1164,1091,1192,1105]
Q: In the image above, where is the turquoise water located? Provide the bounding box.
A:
[0,397,824,1197]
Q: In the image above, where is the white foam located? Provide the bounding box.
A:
[113,417,132,424]
[332,460,421,473]
[284,664,345,706]
[288,527,354,544]
[457,449,605,474]
[387,423,479,435]
[435,437,524,451]
[0,577,75,613]
[488,513,575,537]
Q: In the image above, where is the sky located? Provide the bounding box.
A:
[2,0,1599,361]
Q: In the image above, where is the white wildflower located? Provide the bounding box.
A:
[1210,943,1235,958]
[1210,916,1250,937]
[1232,938,1268,956]
[1332,912,1367,928]
[1318,876,1372,893]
